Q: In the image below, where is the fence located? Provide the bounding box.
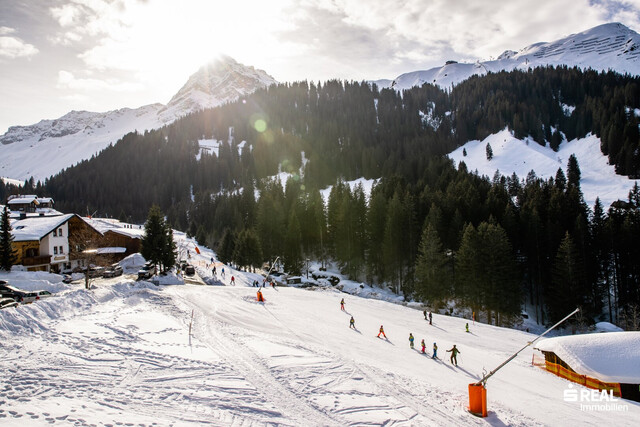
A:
[531,353,621,396]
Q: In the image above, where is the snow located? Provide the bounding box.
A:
[595,322,625,333]
[84,217,145,239]
[197,138,221,159]
[384,23,640,92]
[1,233,639,424]
[535,332,640,383]
[319,177,378,202]
[119,252,147,274]
[1,176,23,186]
[448,129,639,208]
[0,57,275,182]
[11,213,74,241]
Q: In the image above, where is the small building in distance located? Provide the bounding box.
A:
[83,218,143,260]
[7,194,55,214]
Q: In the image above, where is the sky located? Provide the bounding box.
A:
[1,0,640,134]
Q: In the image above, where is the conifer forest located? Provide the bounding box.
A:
[4,66,640,329]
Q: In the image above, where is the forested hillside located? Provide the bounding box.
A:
[7,66,640,328]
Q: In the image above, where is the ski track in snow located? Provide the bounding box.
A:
[1,276,638,426]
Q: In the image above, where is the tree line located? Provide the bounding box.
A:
[6,66,640,328]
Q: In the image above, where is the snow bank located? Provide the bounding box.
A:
[119,252,146,273]
[595,322,625,333]
[0,270,70,292]
[535,332,640,383]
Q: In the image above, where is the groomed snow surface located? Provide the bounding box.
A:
[448,129,639,208]
[1,240,639,425]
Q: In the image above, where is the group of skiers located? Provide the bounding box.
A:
[344,299,462,366]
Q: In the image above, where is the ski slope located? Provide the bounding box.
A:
[448,129,639,208]
[1,256,639,425]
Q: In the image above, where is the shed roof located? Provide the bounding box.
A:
[535,332,640,383]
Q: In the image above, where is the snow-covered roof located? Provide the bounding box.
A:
[9,209,64,219]
[84,218,144,239]
[84,247,127,254]
[7,195,54,206]
[535,332,640,383]
[8,196,38,204]
[11,214,75,242]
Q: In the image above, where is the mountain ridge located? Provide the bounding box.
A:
[377,22,640,90]
[3,23,640,183]
[0,56,276,181]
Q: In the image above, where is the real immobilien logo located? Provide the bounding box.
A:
[563,384,629,412]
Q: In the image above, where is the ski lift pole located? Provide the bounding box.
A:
[474,307,579,387]
[468,307,579,417]
[265,256,280,279]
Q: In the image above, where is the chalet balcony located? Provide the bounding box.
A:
[22,255,51,267]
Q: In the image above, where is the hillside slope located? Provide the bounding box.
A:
[1,240,638,425]
[0,57,275,182]
[383,22,640,90]
[448,129,640,208]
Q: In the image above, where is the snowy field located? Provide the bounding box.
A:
[448,129,639,209]
[1,256,639,425]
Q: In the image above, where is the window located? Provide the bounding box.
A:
[53,229,57,237]
[59,246,64,254]
[54,247,58,255]
[58,228,63,236]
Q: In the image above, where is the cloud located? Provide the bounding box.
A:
[57,70,143,92]
[49,0,132,45]
[278,0,632,72]
[0,27,39,59]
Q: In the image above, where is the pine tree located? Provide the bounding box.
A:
[283,209,303,274]
[414,223,448,307]
[549,231,586,325]
[382,191,406,294]
[486,143,493,161]
[455,223,481,312]
[217,228,235,265]
[160,223,177,273]
[140,205,166,267]
[0,205,17,271]
[567,154,581,188]
[477,222,520,325]
[233,228,263,272]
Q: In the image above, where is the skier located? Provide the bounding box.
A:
[432,342,438,359]
[423,309,427,320]
[349,316,355,329]
[446,344,460,366]
[377,325,387,338]
[221,267,225,279]
[257,289,264,302]
[231,276,235,285]
[340,298,345,311]
[421,339,426,354]
[465,322,470,333]
[429,311,433,325]
[408,333,415,349]
[212,266,217,276]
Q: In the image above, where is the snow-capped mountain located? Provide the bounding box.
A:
[0,56,276,182]
[158,55,276,123]
[380,22,640,90]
